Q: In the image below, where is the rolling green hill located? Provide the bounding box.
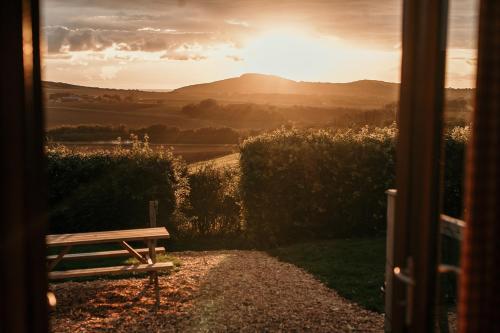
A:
[42,74,474,129]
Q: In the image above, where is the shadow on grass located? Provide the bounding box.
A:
[267,237,386,313]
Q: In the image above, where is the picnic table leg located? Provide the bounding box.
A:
[154,271,159,309]
[147,239,160,309]
[147,239,155,284]
[147,240,159,308]
[47,246,72,271]
[148,201,160,309]
[120,241,148,263]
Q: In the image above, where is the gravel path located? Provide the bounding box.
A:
[50,250,384,332]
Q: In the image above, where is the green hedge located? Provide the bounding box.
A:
[47,140,188,234]
[46,140,243,248]
[442,127,468,217]
[47,126,467,248]
[240,125,467,245]
[183,165,241,237]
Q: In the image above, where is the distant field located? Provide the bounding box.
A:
[49,142,238,164]
[45,104,219,129]
[43,77,472,130]
[188,153,240,173]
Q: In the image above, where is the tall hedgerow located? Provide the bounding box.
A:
[240,124,466,246]
[180,165,242,238]
[46,126,467,248]
[442,126,469,217]
[46,135,189,234]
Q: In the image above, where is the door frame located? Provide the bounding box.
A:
[391,0,449,332]
[0,0,48,332]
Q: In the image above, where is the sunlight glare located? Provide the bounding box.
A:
[240,28,400,84]
[243,28,336,80]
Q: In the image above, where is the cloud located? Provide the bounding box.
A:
[226,55,244,62]
[44,26,113,53]
[225,19,250,28]
[45,26,70,53]
[161,53,207,61]
[99,65,121,80]
[44,53,73,60]
[43,0,476,54]
[41,0,478,89]
[42,0,476,51]
[160,43,208,61]
[44,25,219,55]
[137,27,178,33]
[42,0,407,54]
[137,27,162,32]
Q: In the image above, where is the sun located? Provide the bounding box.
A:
[242,28,335,81]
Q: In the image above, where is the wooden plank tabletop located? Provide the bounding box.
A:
[46,227,170,247]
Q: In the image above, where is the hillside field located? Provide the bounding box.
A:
[49,142,238,164]
[43,74,473,130]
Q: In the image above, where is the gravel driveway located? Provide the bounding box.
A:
[50,250,384,332]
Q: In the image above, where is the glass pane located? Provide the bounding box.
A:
[438,0,479,331]
[40,0,403,332]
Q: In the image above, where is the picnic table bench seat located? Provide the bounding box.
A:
[46,227,169,246]
[49,262,174,280]
[46,247,166,261]
[46,227,172,308]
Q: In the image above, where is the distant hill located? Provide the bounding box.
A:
[171,73,399,99]
[42,74,474,129]
[43,73,473,106]
[170,73,472,109]
[42,81,158,97]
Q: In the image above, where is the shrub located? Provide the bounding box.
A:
[46,125,128,142]
[240,125,466,245]
[46,124,241,144]
[181,165,242,237]
[47,136,188,234]
[46,125,467,249]
[443,126,469,217]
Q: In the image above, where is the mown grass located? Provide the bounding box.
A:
[268,237,386,313]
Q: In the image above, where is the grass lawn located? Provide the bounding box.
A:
[268,237,386,313]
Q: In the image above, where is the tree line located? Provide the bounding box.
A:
[46,124,243,144]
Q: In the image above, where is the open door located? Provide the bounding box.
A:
[389,0,449,332]
[390,0,499,332]
[0,1,48,332]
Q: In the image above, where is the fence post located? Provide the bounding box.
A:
[149,200,158,228]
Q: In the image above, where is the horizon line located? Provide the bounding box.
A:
[42,73,475,92]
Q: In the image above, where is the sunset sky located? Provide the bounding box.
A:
[41,0,478,90]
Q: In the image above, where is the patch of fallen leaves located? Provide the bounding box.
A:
[50,250,384,332]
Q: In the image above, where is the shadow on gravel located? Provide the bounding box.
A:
[50,250,383,332]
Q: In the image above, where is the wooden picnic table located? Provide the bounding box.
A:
[46,227,170,247]
[46,227,173,307]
